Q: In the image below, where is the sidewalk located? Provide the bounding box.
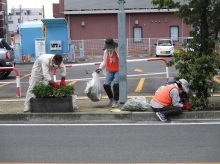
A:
[0,95,220,122]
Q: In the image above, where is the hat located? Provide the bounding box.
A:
[177,79,189,93]
[167,77,175,84]
[103,38,118,50]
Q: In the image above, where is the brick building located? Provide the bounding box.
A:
[52,0,192,41]
[0,0,7,38]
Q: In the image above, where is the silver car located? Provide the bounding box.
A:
[0,38,15,79]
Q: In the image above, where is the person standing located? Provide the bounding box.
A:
[96,38,119,108]
[150,79,191,122]
[24,54,67,112]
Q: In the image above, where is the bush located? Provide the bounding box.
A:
[32,83,74,98]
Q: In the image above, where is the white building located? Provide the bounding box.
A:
[8,7,44,34]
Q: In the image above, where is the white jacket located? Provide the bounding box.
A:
[31,54,66,81]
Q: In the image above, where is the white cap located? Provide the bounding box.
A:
[178,79,189,93]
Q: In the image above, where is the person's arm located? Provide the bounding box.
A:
[42,60,52,82]
[170,88,191,110]
[59,61,67,78]
[170,88,183,108]
[96,50,107,73]
[99,50,107,70]
[58,61,67,86]
[41,59,60,88]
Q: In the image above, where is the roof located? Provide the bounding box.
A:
[41,18,67,25]
[20,21,42,28]
[64,0,187,11]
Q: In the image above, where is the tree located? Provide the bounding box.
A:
[152,0,220,110]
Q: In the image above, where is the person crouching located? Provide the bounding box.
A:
[150,79,191,122]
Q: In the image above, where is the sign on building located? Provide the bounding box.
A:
[35,38,46,57]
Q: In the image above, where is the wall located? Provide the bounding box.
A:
[69,12,191,40]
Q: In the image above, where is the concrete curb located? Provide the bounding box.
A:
[1,111,220,122]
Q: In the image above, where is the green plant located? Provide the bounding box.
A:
[32,83,74,98]
[152,0,220,110]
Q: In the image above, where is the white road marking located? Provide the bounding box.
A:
[0,122,220,126]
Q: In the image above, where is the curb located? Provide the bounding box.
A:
[1,111,220,122]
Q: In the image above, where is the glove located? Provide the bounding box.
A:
[179,92,183,98]
[182,104,191,111]
[51,81,60,89]
[95,68,101,74]
[60,77,66,86]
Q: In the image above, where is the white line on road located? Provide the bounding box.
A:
[0,122,220,126]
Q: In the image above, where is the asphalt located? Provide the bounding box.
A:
[0,95,220,122]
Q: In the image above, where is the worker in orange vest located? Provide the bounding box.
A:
[150,79,191,122]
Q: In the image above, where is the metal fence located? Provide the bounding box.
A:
[70,37,187,60]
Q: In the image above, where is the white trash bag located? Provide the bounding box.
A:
[84,72,102,102]
[121,96,150,111]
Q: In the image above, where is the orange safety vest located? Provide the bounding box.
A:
[106,51,119,72]
[152,84,178,106]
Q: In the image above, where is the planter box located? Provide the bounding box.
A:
[30,97,73,113]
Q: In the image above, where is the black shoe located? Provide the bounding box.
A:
[156,112,167,122]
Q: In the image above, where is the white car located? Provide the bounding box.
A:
[155,39,175,57]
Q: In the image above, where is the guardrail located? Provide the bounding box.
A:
[53,57,169,83]
[0,67,21,97]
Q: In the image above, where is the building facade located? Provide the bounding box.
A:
[52,0,192,41]
[8,7,44,34]
[0,0,7,38]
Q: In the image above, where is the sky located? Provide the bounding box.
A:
[7,0,59,18]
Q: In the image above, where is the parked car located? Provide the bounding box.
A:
[155,39,175,57]
[0,38,15,79]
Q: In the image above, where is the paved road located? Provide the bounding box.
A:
[0,121,220,163]
[0,57,178,98]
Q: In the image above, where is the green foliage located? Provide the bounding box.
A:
[32,83,74,98]
[53,85,75,98]
[32,83,54,98]
[152,0,220,110]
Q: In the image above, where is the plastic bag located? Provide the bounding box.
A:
[84,72,102,101]
[121,96,150,111]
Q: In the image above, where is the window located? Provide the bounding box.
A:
[27,10,30,15]
[133,27,142,42]
[170,26,179,42]
[18,18,21,23]
[8,20,13,24]
[0,43,4,48]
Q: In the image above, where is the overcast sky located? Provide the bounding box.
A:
[7,0,59,18]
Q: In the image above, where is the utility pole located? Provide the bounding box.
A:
[5,0,10,44]
[117,0,127,107]
[19,5,22,24]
